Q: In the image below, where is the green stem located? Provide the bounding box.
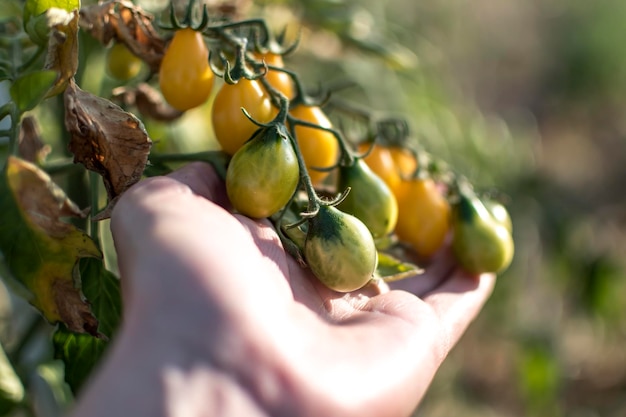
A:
[89,171,100,242]
[42,158,83,175]
[8,104,21,157]
[285,123,321,216]
[8,315,46,365]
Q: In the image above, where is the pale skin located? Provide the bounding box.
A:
[69,162,495,417]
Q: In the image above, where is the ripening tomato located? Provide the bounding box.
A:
[388,146,417,180]
[451,194,514,274]
[358,143,417,197]
[226,124,299,218]
[358,142,402,194]
[337,159,398,238]
[305,205,378,292]
[289,105,340,186]
[107,43,142,81]
[395,178,451,258]
[484,199,513,233]
[256,52,295,100]
[212,78,276,155]
[159,28,214,111]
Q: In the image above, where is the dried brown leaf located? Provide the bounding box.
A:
[79,0,165,72]
[18,116,51,164]
[1,157,103,336]
[64,80,152,218]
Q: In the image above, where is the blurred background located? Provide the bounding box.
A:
[2,0,625,415]
[258,0,626,415]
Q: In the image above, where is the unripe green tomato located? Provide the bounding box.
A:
[305,205,378,292]
[226,124,299,219]
[337,159,398,238]
[484,200,513,233]
[107,43,142,81]
[451,194,514,275]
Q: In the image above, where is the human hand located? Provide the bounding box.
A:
[70,162,495,417]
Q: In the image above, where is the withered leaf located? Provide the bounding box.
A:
[0,156,103,336]
[79,0,165,72]
[18,116,51,164]
[43,8,79,97]
[112,83,183,122]
[64,79,152,218]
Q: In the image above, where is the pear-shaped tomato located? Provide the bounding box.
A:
[484,199,513,233]
[337,159,398,238]
[212,78,276,156]
[451,194,514,274]
[395,178,451,258]
[305,205,378,292]
[289,105,339,187]
[226,124,299,218]
[159,28,214,111]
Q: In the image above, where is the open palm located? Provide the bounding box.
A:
[71,162,495,417]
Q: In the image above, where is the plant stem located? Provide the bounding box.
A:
[89,171,100,243]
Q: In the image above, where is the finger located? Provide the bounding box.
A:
[421,270,496,351]
[166,161,230,208]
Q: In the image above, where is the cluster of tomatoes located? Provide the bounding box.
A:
[105,18,514,293]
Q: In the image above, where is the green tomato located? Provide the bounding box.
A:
[305,205,378,292]
[226,124,299,219]
[337,158,399,239]
[484,199,513,233]
[107,43,142,81]
[451,193,514,275]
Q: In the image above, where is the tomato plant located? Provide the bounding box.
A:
[289,104,340,186]
[212,78,276,155]
[395,177,451,258]
[451,193,514,274]
[159,28,214,111]
[304,205,378,292]
[226,124,299,218]
[337,158,398,238]
[106,43,142,81]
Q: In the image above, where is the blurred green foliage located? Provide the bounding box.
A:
[272,0,626,415]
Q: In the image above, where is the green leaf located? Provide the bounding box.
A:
[23,0,80,44]
[376,251,423,283]
[53,257,122,394]
[0,343,25,414]
[0,156,103,334]
[9,70,57,113]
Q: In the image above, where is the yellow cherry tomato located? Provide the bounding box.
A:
[159,28,214,111]
[212,79,276,155]
[395,178,451,258]
[289,105,340,187]
[388,146,418,180]
[358,143,402,194]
